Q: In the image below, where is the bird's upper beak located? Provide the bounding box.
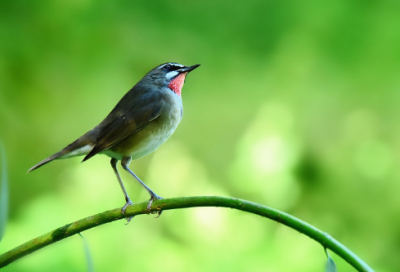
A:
[178,64,201,74]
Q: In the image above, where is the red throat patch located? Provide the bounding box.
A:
[168,73,187,97]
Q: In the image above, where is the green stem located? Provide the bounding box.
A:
[0,196,374,271]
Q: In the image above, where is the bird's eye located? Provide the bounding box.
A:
[165,64,171,70]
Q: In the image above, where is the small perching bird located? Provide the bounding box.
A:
[29,62,200,217]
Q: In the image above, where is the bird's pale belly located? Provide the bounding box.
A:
[102,113,181,160]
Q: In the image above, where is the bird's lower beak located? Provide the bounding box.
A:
[179,64,201,73]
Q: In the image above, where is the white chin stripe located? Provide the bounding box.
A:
[165,71,179,80]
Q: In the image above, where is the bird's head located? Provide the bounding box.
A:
[143,62,200,97]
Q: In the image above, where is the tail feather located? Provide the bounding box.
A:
[28,133,96,172]
[28,151,67,172]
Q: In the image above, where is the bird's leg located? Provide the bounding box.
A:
[111,158,134,222]
[121,157,163,216]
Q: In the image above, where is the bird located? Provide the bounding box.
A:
[28,62,200,217]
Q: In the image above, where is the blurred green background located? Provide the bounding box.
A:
[1,0,400,271]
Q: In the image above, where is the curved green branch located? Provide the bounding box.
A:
[0,196,374,271]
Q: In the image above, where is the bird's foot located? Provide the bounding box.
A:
[121,199,134,224]
[147,194,163,217]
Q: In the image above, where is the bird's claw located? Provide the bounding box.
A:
[154,210,162,218]
[121,199,134,224]
[125,216,134,225]
[147,195,163,217]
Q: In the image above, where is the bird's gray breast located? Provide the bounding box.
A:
[105,89,183,160]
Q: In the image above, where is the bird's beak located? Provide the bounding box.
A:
[178,64,201,74]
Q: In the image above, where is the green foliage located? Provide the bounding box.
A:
[1,0,399,271]
[0,197,373,272]
[0,142,8,243]
[79,233,94,272]
[325,249,337,272]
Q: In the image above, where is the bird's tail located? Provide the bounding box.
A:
[28,132,96,172]
[28,151,67,172]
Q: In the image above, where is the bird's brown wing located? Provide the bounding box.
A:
[82,87,164,161]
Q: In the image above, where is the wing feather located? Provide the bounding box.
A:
[82,86,164,161]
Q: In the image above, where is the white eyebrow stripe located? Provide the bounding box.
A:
[158,63,185,69]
